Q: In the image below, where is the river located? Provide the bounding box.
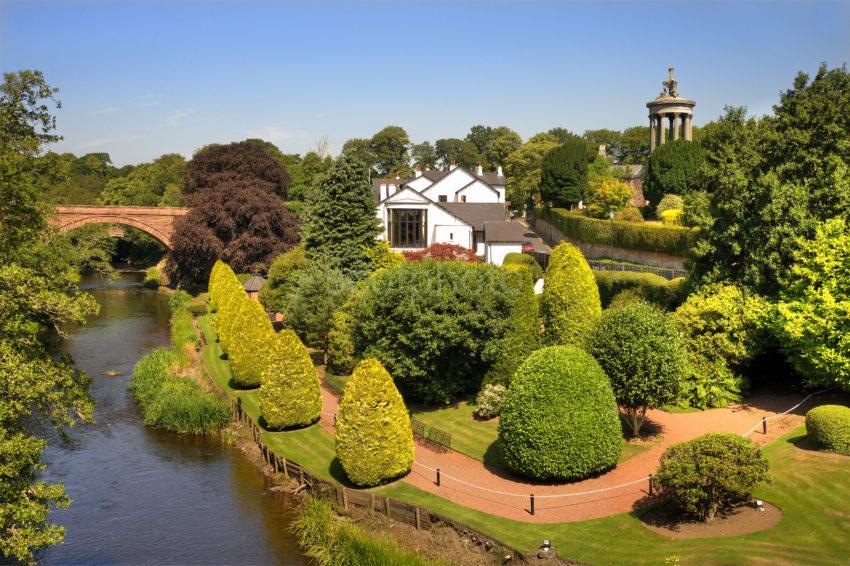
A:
[39,273,306,565]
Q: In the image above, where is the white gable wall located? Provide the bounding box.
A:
[485,242,522,266]
[405,176,433,192]
[377,196,474,250]
[457,180,500,203]
[420,169,475,202]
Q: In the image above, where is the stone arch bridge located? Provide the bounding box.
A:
[50,205,189,249]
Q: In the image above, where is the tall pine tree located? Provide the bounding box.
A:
[300,154,382,279]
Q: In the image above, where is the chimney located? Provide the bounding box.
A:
[414,166,422,178]
[379,178,387,200]
[475,161,483,176]
[496,165,503,177]
[425,163,431,171]
[449,160,457,171]
[598,144,607,158]
[388,178,396,195]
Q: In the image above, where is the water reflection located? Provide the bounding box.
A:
[39,273,305,565]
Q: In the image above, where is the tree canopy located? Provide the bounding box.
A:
[539,136,589,206]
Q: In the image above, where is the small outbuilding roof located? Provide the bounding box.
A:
[242,274,267,292]
[483,221,528,243]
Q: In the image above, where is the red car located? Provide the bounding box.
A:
[521,241,535,253]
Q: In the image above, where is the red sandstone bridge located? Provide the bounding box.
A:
[50,205,189,249]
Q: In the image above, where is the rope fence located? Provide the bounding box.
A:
[319,388,831,514]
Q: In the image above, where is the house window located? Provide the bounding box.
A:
[449,232,454,240]
[438,195,447,202]
[460,195,467,203]
[389,209,426,248]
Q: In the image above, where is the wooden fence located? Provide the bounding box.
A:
[229,398,529,561]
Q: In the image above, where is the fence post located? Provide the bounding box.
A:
[436,468,441,486]
[762,416,767,435]
[282,456,289,479]
[342,488,348,511]
[415,507,421,530]
[530,494,535,516]
[648,474,654,496]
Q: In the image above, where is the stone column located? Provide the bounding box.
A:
[672,114,680,141]
[658,114,666,146]
[687,115,693,140]
[649,116,657,152]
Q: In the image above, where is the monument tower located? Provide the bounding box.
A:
[647,67,695,152]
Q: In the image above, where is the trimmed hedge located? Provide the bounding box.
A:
[498,346,621,480]
[594,271,687,310]
[259,330,322,430]
[228,298,275,388]
[542,242,601,347]
[806,405,850,455]
[335,358,414,486]
[502,252,543,281]
[536,206,695,256]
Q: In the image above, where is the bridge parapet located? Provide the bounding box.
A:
[51,205,189,249]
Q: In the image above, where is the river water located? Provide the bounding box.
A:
[39,273,306,565]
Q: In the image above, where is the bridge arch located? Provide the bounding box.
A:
[58,215,173,249]
[51,205,189,250]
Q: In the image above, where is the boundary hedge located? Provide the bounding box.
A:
[536,206,695,256]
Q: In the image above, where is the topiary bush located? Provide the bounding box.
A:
[326,310,356,376]
[542,242,601,347]
[228,298,276,388]
[502,252,543,280]
[498,346,621,480]
[474,384,506,419]
[656,433,770,522]
[659,209,684,226]
[260,330,322,430]
[656,194,684,216]
[614,207,644,223]
[335,358,414,486]
[594,271,686,311]
[589,302,688,436]
[806,405,850,455]
[259,245,309,314]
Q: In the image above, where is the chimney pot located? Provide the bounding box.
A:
[449,160,457,171]
[414,166,422,178]
[475,162,483,176]
[497,165,503,176]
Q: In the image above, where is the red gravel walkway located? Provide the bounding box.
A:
[317,384,830,523]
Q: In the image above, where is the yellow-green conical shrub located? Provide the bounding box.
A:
[335,358,414,486]
[260,330,321,429]
[229,298,275,388]
[542,241,601,346]
[208,260,226,311]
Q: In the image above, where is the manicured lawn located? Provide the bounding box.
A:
[411,402,654,469]
[379,426,850,565]
[200,315,850,563]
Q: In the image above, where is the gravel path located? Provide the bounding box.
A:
[317,384,825,523]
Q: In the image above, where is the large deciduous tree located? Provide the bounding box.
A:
[0,69,100,562]
[300,154,382,278]
[689,64,850,297]
[504,133,558,209]
[166,141,299,290]
[369,125,410,176]
[434,138,481,170]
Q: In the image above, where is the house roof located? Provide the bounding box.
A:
[243,274,267,292]
[484,221,528,243]
[371,167,506,203]
[437,203,507,231]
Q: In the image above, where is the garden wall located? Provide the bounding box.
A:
[532,216,686,270]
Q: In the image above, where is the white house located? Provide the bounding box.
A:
[374,162,524,262]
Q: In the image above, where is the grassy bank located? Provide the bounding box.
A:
[293,497,444,566]
[198,314,850,564]
[129,297,229,434]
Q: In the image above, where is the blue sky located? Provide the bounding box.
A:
[3,0,848,165]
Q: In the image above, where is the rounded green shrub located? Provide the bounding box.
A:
[474,384,506,419]
[656,433,770,522]
[594,270,686,311]
[335,358,414,486]
[502,252,543,281]
[326,309,356,376]
[498,346,621,480]
[589,302,688,436]
[542,242,601,347]
[806,405,850,455]
[259,245,309,313]
[260,330,322,429]
[656,194,684,216]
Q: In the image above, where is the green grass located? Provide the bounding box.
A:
[199,315,850,564]
[379,426,850,565]
[323,372,349,395]
[411,402,653,469]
